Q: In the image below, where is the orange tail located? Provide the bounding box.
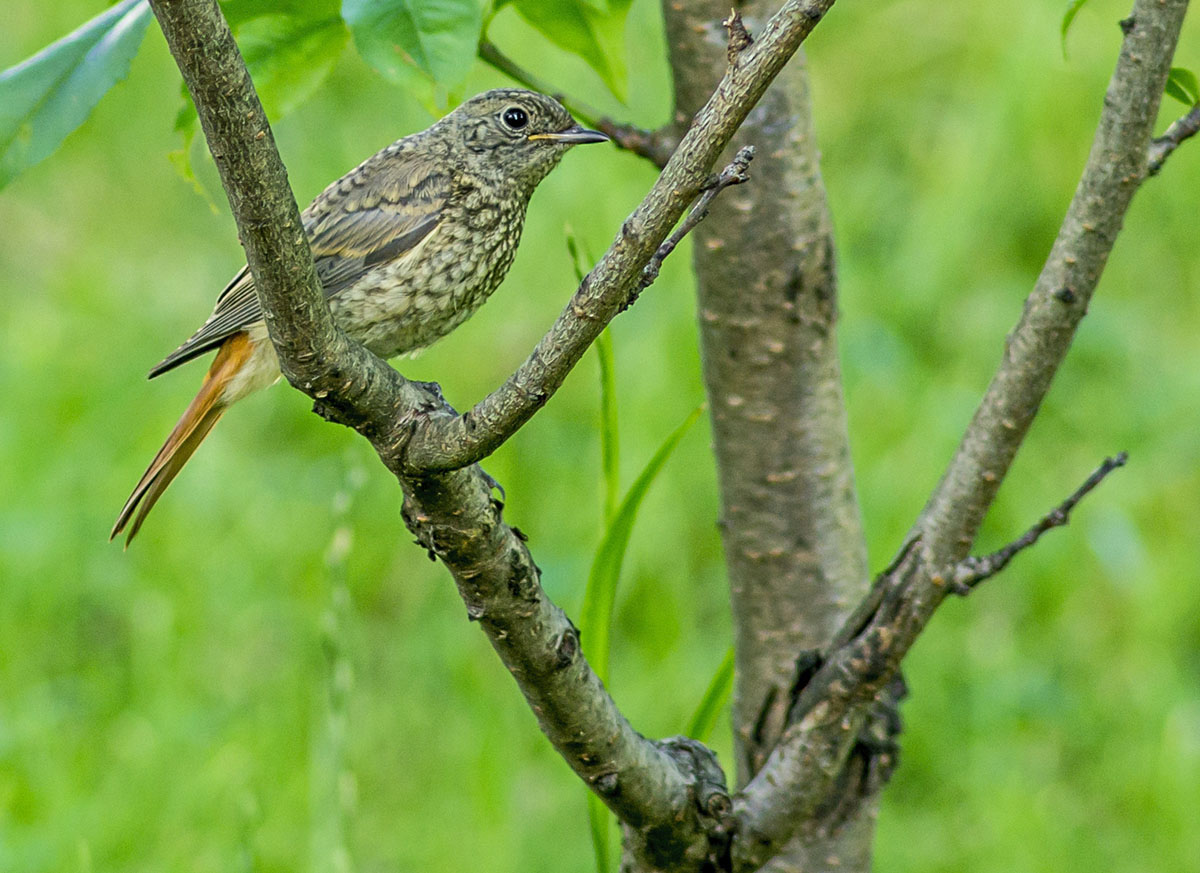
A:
[112,333,254,545]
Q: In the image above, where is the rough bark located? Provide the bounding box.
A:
[663,3,876,871]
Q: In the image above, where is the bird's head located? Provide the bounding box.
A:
[442,89,609,189]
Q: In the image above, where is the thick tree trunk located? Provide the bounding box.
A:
[662,4,875,870]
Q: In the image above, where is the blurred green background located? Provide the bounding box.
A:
[2,1,1199,871]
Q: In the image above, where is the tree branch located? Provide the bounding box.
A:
[729,1,1187,868]
[479,39,677,167]
[146,0,841,868]
[401,0,839,472]
[952,451,1127,591]
[1147,101,1200,175]
[915,0,1185,570]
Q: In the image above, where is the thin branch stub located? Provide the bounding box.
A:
[952,451,1128,591]
[1147,102,1200,175]
[725,9,754,63]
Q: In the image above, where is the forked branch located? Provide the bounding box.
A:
[145,0,838,869]
[729,2,1187,867]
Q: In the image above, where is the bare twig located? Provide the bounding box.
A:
[634,145,755,299]
[1148,103,1200,175]
[952,452,1128,591]
[479,39,677,167]
[724,9,754,62]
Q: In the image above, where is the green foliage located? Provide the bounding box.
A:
[1060,0,1092,57]
[235,14,349,119]
[503,0,630,99]
[1164,66,1200,105]
[0,0,632,191]
[169,6,349,193]
[342,0,484,87]
[0,0,152,190]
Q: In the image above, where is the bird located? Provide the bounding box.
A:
[111,89,608,544]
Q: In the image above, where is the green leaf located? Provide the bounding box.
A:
[237,14,349,119]
[578,404,703,683]
[223,0,343,26]
[167,12,346,198]
[509,0,628,100]
[1060,0,1091,59]
[0,0,153,190]
[687,648,735,743]
[342,0,484,87]
[1165,67,1200,106]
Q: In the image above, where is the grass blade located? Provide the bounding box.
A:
[687,648,735,743]
[578,404,703,683]
[566,230,620,522]
[577,404,701,873]
[596,331,619,523]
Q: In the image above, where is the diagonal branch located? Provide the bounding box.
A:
[401,0,838,473]
[729,1,1187,868]
[914,0,1186,571]
[146,0,840,868]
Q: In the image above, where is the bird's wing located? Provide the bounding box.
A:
[147,148,451,378]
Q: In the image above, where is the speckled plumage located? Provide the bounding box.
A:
[113,89,607,543]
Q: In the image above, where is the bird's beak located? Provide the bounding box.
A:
[528,125,610,145]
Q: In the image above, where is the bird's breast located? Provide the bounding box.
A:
[328,195,527,359]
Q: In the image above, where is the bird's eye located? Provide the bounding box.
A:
[502,106,529,130]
